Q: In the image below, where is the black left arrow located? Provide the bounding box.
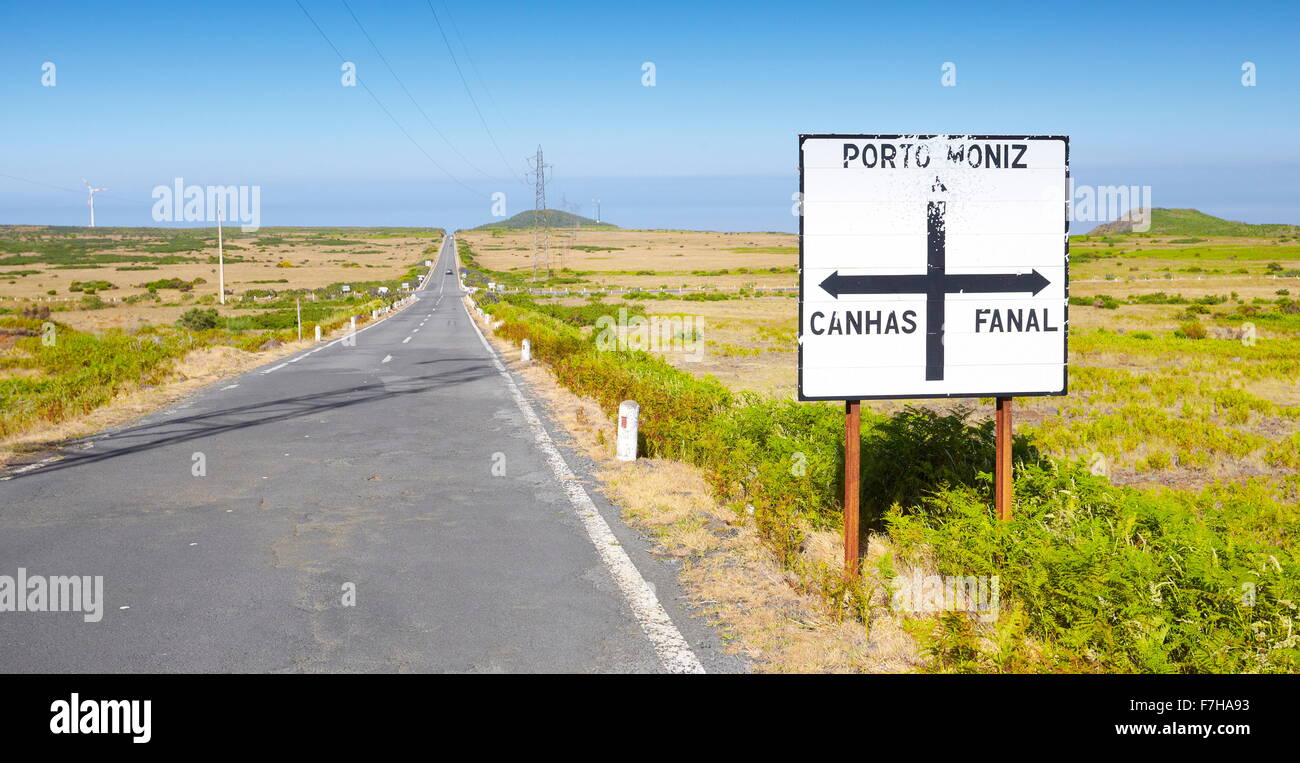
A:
[818,268,1050,298]
[818,271,927,298]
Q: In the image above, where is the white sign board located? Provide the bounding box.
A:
[799,134,1069,400]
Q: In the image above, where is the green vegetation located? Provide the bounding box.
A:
[176,307,220,331]
[0,317,195,438]
[475,291,1300,673]
[68,280,116,293]
[138,276,206,291]
[1087,208,1300,237]
[496,294,645,327]
[473,209,615,230]
[1026,328,1300,477]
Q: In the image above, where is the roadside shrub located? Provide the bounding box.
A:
[889,465,1300,672]
[68,279,115,293]
[859,407,1044,526]
[0,325,190,438]
[177,307,220,331]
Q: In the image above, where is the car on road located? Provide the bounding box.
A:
[446,269,453,275]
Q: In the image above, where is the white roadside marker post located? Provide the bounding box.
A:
[315,325,321,342]
[616,400,639,462]
[521,339,531,362]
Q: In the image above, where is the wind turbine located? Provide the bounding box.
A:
[82,179,109,227]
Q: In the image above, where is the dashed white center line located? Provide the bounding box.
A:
[402,336,411,344]
[382,354,392,363]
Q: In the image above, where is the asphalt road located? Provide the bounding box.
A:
[0,235,739,673]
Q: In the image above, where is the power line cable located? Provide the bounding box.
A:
[293,0,484,197]
[339,0,492,179]
[424,0,525,185]
[440,0,512,132]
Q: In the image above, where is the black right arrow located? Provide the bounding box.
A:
[944,269,1051,297]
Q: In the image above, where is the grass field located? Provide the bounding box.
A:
[461,226,1300,495]
[0,225,443,453]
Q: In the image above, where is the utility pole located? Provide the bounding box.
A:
[217,201,225,305]
[527,146,552,281]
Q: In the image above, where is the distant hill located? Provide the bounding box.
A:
[473,209,616,231]
[1088,208,1300,237]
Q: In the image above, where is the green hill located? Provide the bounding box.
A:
[473,209,616,231]
[1088,208,1300,237]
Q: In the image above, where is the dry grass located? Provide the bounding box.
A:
[459,228,795,281]
[0,229,440,332]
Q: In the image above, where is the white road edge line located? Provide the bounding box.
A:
[463,296,705,674]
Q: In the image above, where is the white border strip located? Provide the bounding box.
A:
[463,294,706,674]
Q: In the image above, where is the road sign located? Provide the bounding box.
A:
[799,134,1069,400]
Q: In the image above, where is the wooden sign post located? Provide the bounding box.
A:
[995,396,1012,521]
[843,400,862,577]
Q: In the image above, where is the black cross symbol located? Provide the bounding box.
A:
[818,201,1050,381]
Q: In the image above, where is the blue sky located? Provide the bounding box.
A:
[1,0,1297,231]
